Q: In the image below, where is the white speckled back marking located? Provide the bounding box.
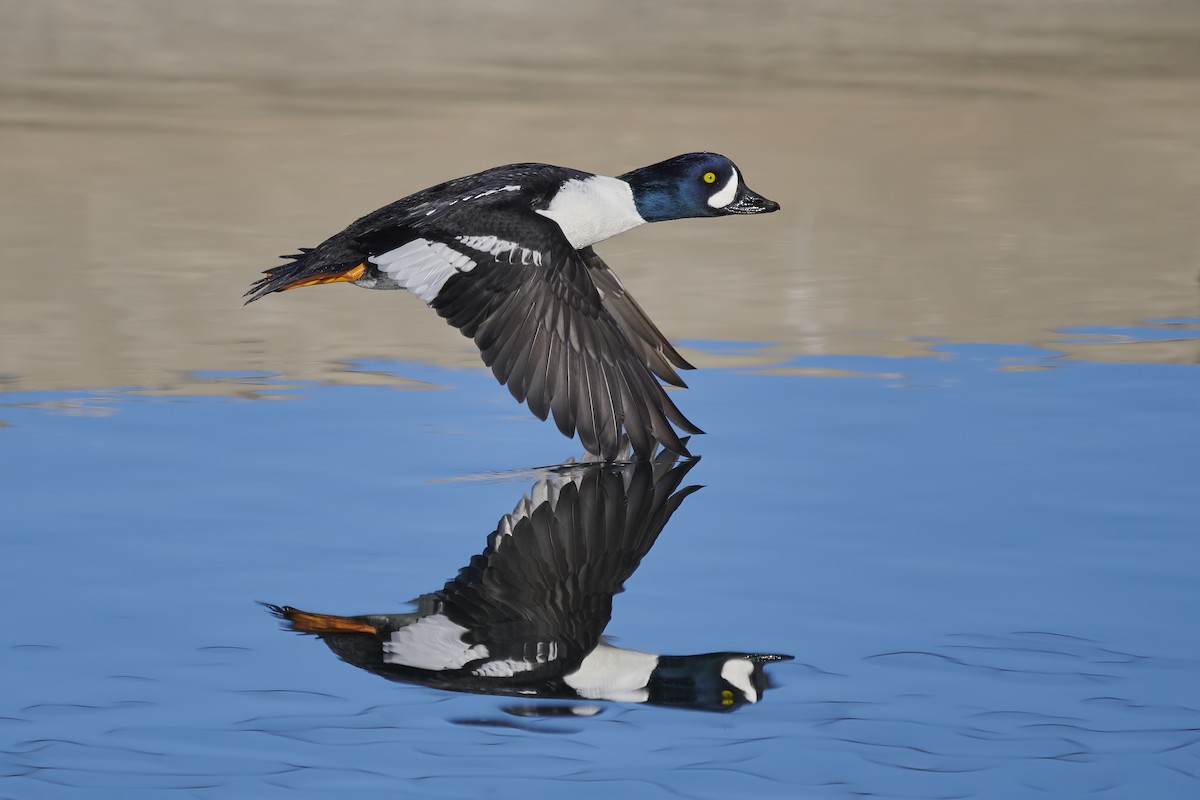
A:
[425,184,521,216]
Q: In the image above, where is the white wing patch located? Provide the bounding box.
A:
[471,641,560,677]
[369,235,542,304]
[707,167,740,209]
[382,614,489,670]
[472,659,538,678]
[369,239,476,304]
[456,235,543,266]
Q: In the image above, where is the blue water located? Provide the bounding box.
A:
[3,329,1199,798]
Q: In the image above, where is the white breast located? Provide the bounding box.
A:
[563,642,659,702]
[537,175,647,249]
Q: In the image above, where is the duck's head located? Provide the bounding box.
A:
[646,652,793,712]
[619,152,780,222]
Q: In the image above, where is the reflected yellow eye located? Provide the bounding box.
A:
[703,171,717,184]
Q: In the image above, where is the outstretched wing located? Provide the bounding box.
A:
[579,246,695,384]
[390,206,701,460]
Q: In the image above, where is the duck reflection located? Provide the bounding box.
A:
[267,453,790,712]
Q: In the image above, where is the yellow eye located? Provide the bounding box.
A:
[703,171,717,184]
[721,690,734,706]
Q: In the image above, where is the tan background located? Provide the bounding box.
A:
[2,0,1199,394]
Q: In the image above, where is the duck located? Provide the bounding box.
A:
[266,453,791,711]
[246,153,780,460]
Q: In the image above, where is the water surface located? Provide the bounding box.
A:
[4,325,1199,798]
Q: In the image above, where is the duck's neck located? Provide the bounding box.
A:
[537,175,646,249]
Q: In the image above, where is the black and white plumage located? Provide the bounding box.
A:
[245,153,779,460]
[267,453,791,712]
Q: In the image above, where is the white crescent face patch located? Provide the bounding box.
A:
[720,657,757,703]
[706,167,740,209]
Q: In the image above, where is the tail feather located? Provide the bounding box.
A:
[244,254,310,304]
[244,251,365,304]
[244,273,282,304]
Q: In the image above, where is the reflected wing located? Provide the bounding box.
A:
[270,453,700,688]
[427,452,701,678]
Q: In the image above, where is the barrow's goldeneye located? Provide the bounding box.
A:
[266,453,791,711]
[246,152,779,460]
